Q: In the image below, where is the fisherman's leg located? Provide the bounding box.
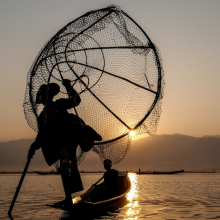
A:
[60,170,72,202]
[69,166,84,194]
[59,157,73,205]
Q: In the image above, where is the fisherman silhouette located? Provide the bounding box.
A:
[28,79,102,205]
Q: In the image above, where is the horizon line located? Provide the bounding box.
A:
[1,133,220,144]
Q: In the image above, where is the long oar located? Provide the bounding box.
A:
[8,157,32,217]
[80,176,104,200]
[91,175,104,189]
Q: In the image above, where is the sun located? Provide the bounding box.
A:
[129,130,135,136]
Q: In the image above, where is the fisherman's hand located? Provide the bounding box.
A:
[62,79,72,91]
[27,142,37,160]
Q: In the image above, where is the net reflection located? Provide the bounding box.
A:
[126,173,140,218]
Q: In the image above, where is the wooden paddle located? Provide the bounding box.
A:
[8,158,32,217]
[80,176,104,199]
[92,176,104,188]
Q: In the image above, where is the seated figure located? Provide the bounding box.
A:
[90,159,119,201]
[103,159,119,190]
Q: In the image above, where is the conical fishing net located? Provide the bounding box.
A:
[23,5,165,166]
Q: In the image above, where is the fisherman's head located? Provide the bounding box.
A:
[104,159,112,171]
[36,83,60,104]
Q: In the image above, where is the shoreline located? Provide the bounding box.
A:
[0,171,218,174]
[0,171,105,174]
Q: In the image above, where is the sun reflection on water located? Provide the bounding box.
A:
[127,173,138,202]
[126,173,140,218]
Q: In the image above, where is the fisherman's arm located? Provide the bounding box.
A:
[62,79,81,108]
[27,130,45,160]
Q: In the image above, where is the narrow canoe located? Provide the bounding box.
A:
[48,171,131,214]
[138,169,184,174]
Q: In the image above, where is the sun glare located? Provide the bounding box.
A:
[129,130,135,136]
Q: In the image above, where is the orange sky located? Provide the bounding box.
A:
[0,0,220,142]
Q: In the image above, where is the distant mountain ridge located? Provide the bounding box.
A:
[0,134,220,172]
[202,135,220,138]
[117,134,220,172]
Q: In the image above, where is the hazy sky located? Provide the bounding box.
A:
[0,0,220,142]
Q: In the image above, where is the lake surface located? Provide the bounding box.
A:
[1,173,220,219]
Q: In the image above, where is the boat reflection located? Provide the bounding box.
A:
[126,173,140,218]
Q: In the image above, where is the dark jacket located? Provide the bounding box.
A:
[35,92,81,166]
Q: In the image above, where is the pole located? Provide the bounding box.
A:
[8,158,31,217]
[81,176,104,200]
[92,176,104,187]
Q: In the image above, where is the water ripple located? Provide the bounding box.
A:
[1,173,220,219]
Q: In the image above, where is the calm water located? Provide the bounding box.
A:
[1,173,220,219]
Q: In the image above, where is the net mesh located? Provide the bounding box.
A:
[23,5,165,166]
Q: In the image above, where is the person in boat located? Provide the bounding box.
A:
[90,159,119,202]
[28,79,102,205]
[95,159,119,194]
[103,159,119,189]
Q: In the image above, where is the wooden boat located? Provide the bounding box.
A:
[48,171,131,214]
[139,169,184,174]
[36,169,58,175]
[156,169,184,174]
[36,171,53,175]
